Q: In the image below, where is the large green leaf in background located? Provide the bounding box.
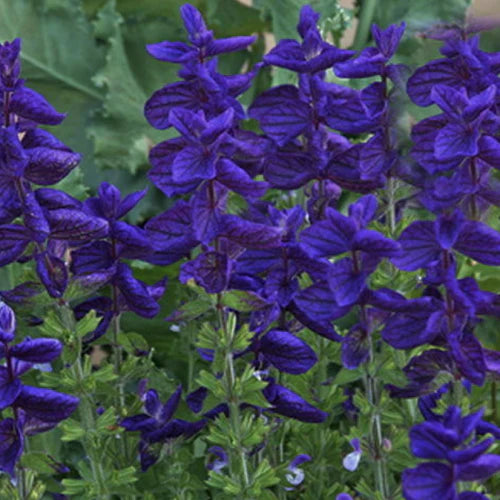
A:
[372,0,472,33]
[89,1,167,174]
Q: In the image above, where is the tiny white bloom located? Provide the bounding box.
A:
[342,450,361,471]
[285,467,305,486]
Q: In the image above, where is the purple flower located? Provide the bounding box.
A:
[206,446,228,473]
[121,384,204,471]
[264,6,353,74]
[335,23,405,78]
[146,4,255,65]
[0,39,111,299]
[0,302,78,476]
[403,406,500,499]
[393,210,500,272]
[342,438,362,471]
[254,329,318,375]
[301,195,400,307]
[262,378,328,423]
[144,4,258,130]
[285,453,311,488]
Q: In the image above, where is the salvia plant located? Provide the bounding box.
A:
[0,0,499,499]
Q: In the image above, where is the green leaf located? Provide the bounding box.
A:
[60,419,86,442]
[90,363,117,383]
[206,0,266,37]
[334,367,364,385]
[252,458,280,491]
[117,331,149,355]
[88,1,165,175]
[75,310,101,338]
[196,370,223,399]
[0,0,103,99]
[373,0,471,33]
[20,452,57,475]
[221,289,269,312]
[62,478,89,496]
[96,407,119,433]
[172,298,213,322]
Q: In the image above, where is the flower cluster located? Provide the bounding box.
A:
[121,382,204,471]
[1,2,500,498]
[0,302,78,476]
[403,406,500,499]
[0,39,108,299]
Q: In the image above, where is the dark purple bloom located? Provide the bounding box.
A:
[144,4,257,130]
[301,195,399,307]
[256,329,317,375]
[180,250,232,293]
[121,384,204,471]
[393,210,500,272]
[403,406,500,499]
[262,378,328,423]
[264,6,353,74]
[336,495,353,500]
[335,23,405,78]
[285,453,312,487]
[147,4,255,65]
[206,446,228,473]
[0,303,78,476]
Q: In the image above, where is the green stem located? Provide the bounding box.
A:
[365,330,390,499]
[16,465,27,500]
[110,286,125,412]
[452,379,464,408]
[111,307,130,463]
[217,295,251,492]
[60,303,111,499]
[387,176,397,237]
[353,0,377,50]
[492,381,498,425]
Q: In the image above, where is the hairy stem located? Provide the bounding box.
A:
[387,176,397,237]
[365,323,390,499]
[492,381,498,425]
[60,303,110,499]
[217,295,251,492]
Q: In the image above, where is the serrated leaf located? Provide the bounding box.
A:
[62,478,89,496]
[334,367,364,385]
[221,289,269,312]
[252,458,280,489]
[20,452,57,475]
[90,363,117,383]
[60,419,86,442]
[76,310,101,338]
[172,298,213,322]
[88,1,165,174]
[117,331,149,355]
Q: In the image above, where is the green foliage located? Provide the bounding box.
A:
[372,0,472,33]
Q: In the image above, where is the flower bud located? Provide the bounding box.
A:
[382,438,392,452]
[0,301,16,342]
